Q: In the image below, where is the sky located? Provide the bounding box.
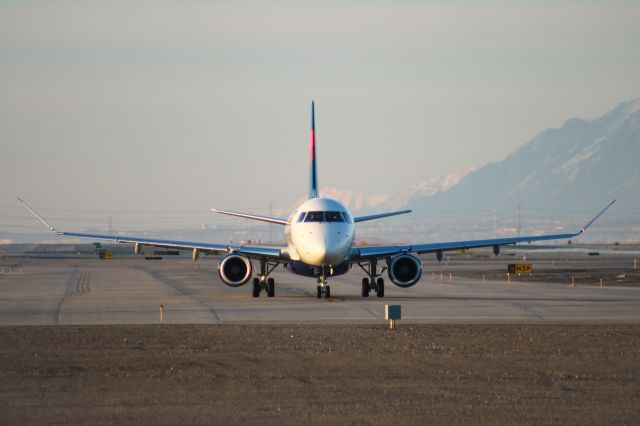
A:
[1,0,640,235]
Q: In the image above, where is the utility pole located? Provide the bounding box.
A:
[517,203,522,237]
[108,216,112,235]
[492,210,497,239]
[269,200,272,245]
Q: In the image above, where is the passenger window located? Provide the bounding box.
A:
[326,211,344,222]
[304,211,324,222]
[297,212,307,223]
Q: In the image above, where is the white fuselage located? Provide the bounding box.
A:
[285,198,355,267]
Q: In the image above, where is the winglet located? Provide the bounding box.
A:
[579,199,616,234]
[17,197,60,234]
[309,101,319,199]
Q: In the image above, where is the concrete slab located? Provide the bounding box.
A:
[0,255,639,325]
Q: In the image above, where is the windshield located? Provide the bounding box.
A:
[303,211,346,223]
[304,211,324,222]
[326,211,345,222]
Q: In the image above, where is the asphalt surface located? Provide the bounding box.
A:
[0,252,639,325]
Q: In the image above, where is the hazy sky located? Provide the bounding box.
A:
[2,0,639,230]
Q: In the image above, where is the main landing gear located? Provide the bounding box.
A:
[252,259,280,298]
[357,258,385,298]
[316,266,331,299]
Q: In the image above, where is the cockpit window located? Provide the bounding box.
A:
[302,211,347,223]
[304,211,324,222]
[297,212,307,223]
[325,211,345,222]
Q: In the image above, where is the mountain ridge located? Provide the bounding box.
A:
[408,98,640,214]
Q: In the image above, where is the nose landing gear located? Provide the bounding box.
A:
[316,266,331,299]
[316,281,331,299]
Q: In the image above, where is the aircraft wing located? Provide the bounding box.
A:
[18,198,287,260]
[351,200,616,260]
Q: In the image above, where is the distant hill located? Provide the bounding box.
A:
[408,98,640,214]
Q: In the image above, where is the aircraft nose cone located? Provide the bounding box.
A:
[322,237,348,265]
[301,234,332,265]
[316,235,333,264]
[298,227,350,266]
[317,246,328,263]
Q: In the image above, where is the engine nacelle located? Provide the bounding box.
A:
[218,254,252,287]
[387,253,422,288]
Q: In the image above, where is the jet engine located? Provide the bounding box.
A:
[218,253,253,287]
[387,253,422,288]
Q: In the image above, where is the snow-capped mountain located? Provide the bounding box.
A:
[306,171,470,214]
[409,171,471,198]
[408,98,640,215]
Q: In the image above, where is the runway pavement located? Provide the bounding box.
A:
[1,253,639,325]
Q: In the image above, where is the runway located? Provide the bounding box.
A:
[1,251,639,325]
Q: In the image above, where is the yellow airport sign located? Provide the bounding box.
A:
[508,263,532,275]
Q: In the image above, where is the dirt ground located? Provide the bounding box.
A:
[1,325,639,425]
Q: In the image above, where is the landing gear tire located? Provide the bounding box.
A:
[376,278,385,298]
[252,278,260,298]
[361,278,370,297]
[325,286,330,299]
[317,285,322,299]
[267,278,275,298]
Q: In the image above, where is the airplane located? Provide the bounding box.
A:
[19,102,616,299]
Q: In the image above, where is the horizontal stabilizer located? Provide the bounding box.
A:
[211,208,289,225]
[353,210,412,223]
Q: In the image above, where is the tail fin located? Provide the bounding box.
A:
[309,101,319,199]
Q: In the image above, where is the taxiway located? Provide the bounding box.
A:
[1,251,639,325]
